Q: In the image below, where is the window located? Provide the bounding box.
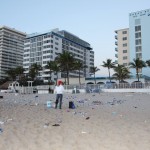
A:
[123,50,127,53]
[37,36,42,41]
[36,57,42,61]
[135,39,141,45]
[25,39,30,43]
[36,52,42,56]
[55,37,59,40]
[37,42,42,46]
[135,26,141,32]
[32,43,36,47]
[31,38,36,43]
[123,56,127,60]
[136,53,142,59]
[123,43,127,47]
[44,40,50,44]
[55,42,59,45]
[122,37,127,40]
[37,47,42,51]
[30,58,35,62]
[55,47,58,50]
[122,31,127,34]
[136,46,142,52]
[135,32,141,38]
[123,63,127,66]
[30,53,35,57]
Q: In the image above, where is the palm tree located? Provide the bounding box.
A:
[29,63,42,81]
[74,60,87,84]
[146,59,150,67]
[15,66,25,81]
[129,58,146,82]
[51,60,60,85]
[5,68,16,81]
[102,59,116,83]
[112,65,130,83]
[56,51,75,85]
[90,66,100,84]
[45,61,54,84]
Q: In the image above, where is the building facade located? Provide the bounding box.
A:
[0,26,26,80]
[115,28,130,67]
[23,29,94,82]
[115,8,150,77]
[129,8,150,77]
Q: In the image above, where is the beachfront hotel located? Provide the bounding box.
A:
[114,28,130,67]
[115,8,150,77]
[23,29,94,82]
[0,26,26,80]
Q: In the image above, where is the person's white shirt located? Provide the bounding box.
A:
[54,85,64,94]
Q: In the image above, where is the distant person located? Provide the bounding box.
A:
[54,81,65,109]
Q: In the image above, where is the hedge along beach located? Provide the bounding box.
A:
[0,92,150,150]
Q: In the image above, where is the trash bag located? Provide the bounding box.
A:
[69,101,75,109]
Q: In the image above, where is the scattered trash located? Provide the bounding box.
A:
[0,128,3,134]
[44,123,49,128]
[86,117,90,120]
[52,124,60,126]
[81,131,87,134]
[92,101,102,105]
[0,121,4,125]
[7,118,13,122]
[69,101,75,109]
[108,99,126,105]
[47,101,52,108]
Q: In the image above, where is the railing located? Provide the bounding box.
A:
[16,82,150,94]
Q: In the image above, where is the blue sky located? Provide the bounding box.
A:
[0,0,150,76]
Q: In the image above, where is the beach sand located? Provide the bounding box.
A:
[0,92,150,150]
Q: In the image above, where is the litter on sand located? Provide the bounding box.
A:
[0,128,3,134]
[52,124,60,126]
[86,117,90,120]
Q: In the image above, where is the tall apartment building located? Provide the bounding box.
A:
[115,28,130,66]
[23,29,94,82]
[115,8,150,77]
[129,8,150,77]
[0,26,26,80]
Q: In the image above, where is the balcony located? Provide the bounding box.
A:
[115,54,118,58]
[115,41,118,45]
[115,47,118,52]
[115,35,118,39]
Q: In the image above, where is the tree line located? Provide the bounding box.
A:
[1,51,150,85]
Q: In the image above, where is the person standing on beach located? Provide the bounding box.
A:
[54,81,65,109]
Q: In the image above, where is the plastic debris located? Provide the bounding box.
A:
[86,117,90,120]
[44,123,49,128]
[108,99,126,105]
[0,128,3,134]
[47,101,52,108]
[52,124,60,126]
[0,121,4,125]
[92,101,102,105]
[81,131,87,134]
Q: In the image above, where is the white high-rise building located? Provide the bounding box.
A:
[23,29,94,82]
[129,8,150,77]
[0,26,26,80]
[115,8,150,78]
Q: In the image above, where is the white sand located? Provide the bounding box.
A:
[0,92,150,150]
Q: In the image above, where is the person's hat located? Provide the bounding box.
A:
[58,80,62,85]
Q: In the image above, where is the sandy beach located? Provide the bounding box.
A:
[0,92,150,150]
